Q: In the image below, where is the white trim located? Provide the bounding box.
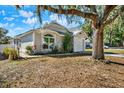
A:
[44,29,65,37]
[73,30,88,39]
[15,31,33,39]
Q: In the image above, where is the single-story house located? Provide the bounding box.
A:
[13,22,88,54]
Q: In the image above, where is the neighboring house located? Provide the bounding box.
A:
[13,22,88,54]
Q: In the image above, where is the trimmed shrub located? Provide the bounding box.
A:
[26,46,33,55]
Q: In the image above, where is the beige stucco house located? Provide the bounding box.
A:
[14,22,88,54]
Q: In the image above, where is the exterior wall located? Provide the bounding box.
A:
[55,35,63,49]
[17,29,64,54]
[34,31,42,53]
[73,34,85,52]
[19,32,33,53]
[17,29,87,54]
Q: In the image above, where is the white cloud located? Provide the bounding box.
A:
[8,27,23,37]
[0,23,9,27]
[50,14,59,21]
[14,27,23,31]
[50,14,67,26]
[0,10,5,15]
[23,17,38,25]
[4,17,15,21]
[19,10,33,18]
[0,23,15,28]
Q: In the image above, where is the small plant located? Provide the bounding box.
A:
[26,46,33,55]
[58,47,64,53]
[3,47,10,58]
[8,48,18,60]
[52,46,59,54]
[43,44,48,49]
[3,48,18,61]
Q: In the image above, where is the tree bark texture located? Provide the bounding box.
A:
[92,26,104,59]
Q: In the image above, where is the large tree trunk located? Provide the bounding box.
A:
[92,26,104,60]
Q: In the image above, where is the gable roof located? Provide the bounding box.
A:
[15,22,87,39]
[43,21,72,35]
[14,28,40,39]
[73,30,88,38]
[68,26,88,38]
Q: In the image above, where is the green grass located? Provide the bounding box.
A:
[104,49,124,54]
[86,49,124,54]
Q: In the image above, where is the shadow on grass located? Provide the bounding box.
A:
[104,52,117,54]
[109,61,124,66]
[46,51,92,58]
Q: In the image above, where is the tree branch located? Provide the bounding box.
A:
[41,5,97,21]
[103,5,117,21]
[85,5,97,13]
[103,14,119,26]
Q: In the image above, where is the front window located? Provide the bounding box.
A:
[43,34,54,49]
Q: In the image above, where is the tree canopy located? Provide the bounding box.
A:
[0,28,12,44]
[104,16,124,47]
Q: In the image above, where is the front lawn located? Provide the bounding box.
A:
[0,56,124,88]
[86,49,124,54]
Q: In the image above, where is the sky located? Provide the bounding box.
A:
[0,5,84,37]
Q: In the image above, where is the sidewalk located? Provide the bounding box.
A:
[19,52,41,58]
[105,54,124,58]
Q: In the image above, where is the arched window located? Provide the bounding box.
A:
[43,34,54,49]
[44,34,53,37]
